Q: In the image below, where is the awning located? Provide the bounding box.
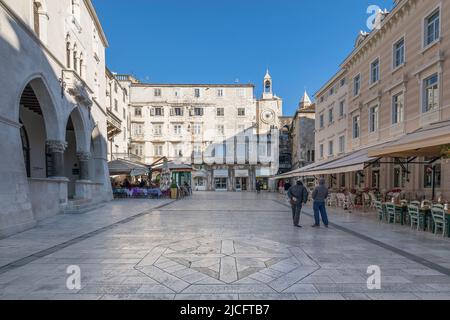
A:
[368,121,450,158]
[108,159,149,176]
[272,143,390,180]
[152,162,193,172]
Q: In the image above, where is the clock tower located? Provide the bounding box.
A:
[257,69,283,135]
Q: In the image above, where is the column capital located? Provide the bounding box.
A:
[77,152,91,162]
[46,140,67,153]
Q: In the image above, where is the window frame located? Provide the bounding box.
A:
[423,7,441,48]
[422,73,439,113]
[370,58,380,85]
[392,91,404,125]
[392,36,406,69]
[353,74,361,97]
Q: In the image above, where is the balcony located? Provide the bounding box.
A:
[107,109,122,140]
[63,70,93,108]
[131,134,145,142]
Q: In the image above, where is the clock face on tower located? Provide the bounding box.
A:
[261,109,275,124]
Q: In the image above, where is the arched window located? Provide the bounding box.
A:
[73,46,78,72]
[79,52,84,78]
[33,1,40,36]
[265,80,271,93]
[20,121,31,178]
[66,42,71,68]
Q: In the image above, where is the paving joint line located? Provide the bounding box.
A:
[273,199,450,277]
[0,200,176,275]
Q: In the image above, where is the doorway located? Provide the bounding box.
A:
[236,177,247,191]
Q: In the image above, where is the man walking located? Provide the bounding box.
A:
[312,178,329,228]
[287,180,308,228]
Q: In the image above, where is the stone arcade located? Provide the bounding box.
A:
[0,0,112,237]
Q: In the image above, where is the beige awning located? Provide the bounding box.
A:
[368,121,450,158]
[272,143,390,180]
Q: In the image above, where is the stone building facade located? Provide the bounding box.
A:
[0,0,112,238]
[290,92,316,170]
[116,71,282,192]
[284,0,450,202]
[106,68,130,161]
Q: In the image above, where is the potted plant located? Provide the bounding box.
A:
[170,182,178,199]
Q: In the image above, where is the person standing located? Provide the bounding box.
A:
[287,180,308,228]
[312,178,329,228]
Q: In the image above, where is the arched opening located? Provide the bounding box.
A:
[64,107,87,199]
[265,80,271,93]
[19,84,48,178]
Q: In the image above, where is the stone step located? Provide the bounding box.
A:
[68,198,93,206]
[64,201,105,214]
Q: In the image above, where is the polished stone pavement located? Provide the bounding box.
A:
[0,192,449,300]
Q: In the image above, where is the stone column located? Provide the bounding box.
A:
[46,140,67,178]
[77,152,91,181]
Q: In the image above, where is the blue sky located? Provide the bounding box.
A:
[93,0,393,116]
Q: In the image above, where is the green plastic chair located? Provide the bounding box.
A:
[431,207,447,237]
[408,205,420,230]
[375,201,385,221]
[385,203,400,224]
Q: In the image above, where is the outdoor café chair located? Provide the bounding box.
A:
[431,207,447,237]
[375,201,385,221]
[385,203,400,224]
[408,205,420,231]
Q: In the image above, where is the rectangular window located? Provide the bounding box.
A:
[329,87,334,96]
[370,59,380,84]
[424,163,441,188]
[217,89,224,97]
[123,108,126,119]
[133,123,143,135]
[155,107,163,116]
[193,145,202,157]
[154,89,161,97]
[425,10,440,47]
[172,107,183,116]
[339,101,345,117]
[320,144,324,159]
[353,115,360,139]
[328,140,334,156]
[393,38,405,68]
[153,124,162,136]
[319,114,324,129]
[353,75,361,96]
[339,135,345,154]
[134,107,142,117]
[217,125,225,136]
[369,105,379,133]
[193,124,202,135]
[114,99,118,112]
[238,108,246,116]
[392,92,404,124]
[423,73,439,113]
[217,108,225,117]
[194,107,204,116]
[214,178,227,190]
[194,89,200,98]
[340,78,346,87]
[328,108,334,124]
[154,145,163,156]
[394,167,404,188]
[173,124,182,135]
[173,144,183,157]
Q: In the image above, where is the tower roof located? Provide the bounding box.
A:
[264,69,272,80]
[299,91,312,109]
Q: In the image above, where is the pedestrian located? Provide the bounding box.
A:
[287,180,308,228]
[311,178,329,228]
[256,180,261,194]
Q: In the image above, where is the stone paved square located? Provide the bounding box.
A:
[0,192,449,300]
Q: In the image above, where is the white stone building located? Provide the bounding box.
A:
[116,71,282,191]
[0,0,112,238]
[106,68,130,161]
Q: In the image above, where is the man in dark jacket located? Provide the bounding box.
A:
[287,180,308,228]
[312,178,329,228]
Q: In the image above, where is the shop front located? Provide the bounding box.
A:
[213,169,229,191]
[235,169,249,192]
